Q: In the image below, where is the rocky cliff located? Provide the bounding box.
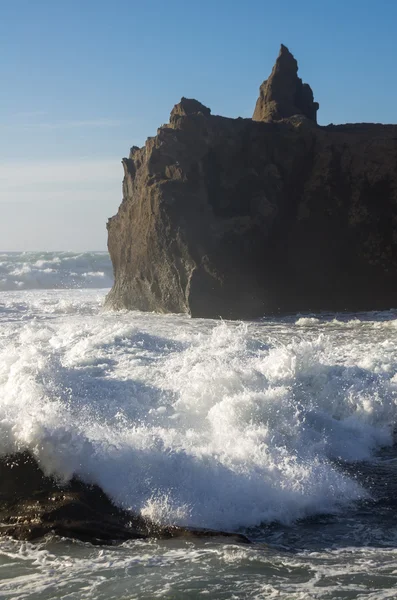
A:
[106,45,397,319]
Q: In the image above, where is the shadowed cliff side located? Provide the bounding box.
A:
[106,46,397,319]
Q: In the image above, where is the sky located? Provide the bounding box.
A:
[0,0,396,251]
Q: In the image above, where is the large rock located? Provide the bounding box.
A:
[106,47,397,319]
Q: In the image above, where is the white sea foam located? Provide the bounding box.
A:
[0,251,113,290]
[1,536,397,600]
[1,287,397,531]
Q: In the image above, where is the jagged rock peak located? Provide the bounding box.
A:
[253,44,319,123]
[170,97,211,120]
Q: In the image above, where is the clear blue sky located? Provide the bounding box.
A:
[1,0,396,250]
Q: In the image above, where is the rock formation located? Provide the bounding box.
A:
[106,45,397,319]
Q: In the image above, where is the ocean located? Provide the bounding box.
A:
[1,251,397,599]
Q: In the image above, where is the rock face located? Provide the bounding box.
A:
[106,46,397,319]
[253,44,319,123]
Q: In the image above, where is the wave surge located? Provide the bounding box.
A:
[1,298,396,531]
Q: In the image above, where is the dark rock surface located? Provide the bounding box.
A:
[0,453,249,544]
[106,46,397,319]
[0,452,147,543]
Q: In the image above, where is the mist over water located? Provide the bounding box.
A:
[1,252,397,599]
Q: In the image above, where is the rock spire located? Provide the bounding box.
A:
[253,44,319,123]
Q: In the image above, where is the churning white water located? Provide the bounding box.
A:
[1,252,397,599]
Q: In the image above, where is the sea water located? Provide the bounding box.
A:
[1,251,397,599]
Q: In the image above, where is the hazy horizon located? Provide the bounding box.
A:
[1,0,396,251]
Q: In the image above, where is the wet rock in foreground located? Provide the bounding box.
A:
[0,453,248,545]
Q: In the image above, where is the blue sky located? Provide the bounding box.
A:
[1,0,396,250]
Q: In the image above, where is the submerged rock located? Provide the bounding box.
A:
[0,453,248,544]
[106,45,397,319]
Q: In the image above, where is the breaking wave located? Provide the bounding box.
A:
[1,289,397,531]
